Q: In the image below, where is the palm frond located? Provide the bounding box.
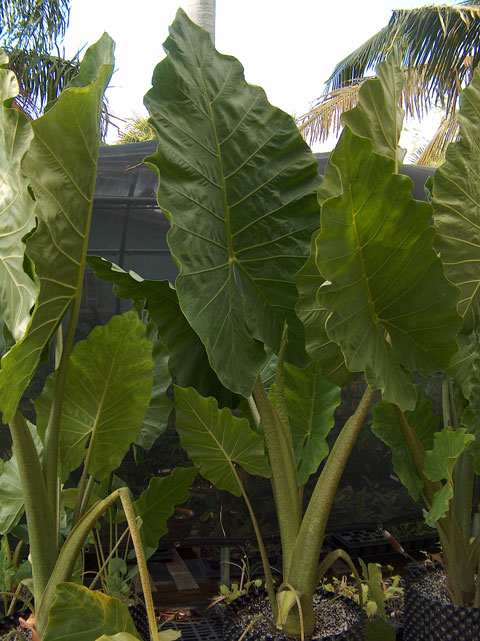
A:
[0,0,71,53]
[297,82,363,145]
[6,47,80,117]
[300,66,445,146]
[415,112,459,165]
[326,6,480,116]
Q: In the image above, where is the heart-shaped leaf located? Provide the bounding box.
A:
[134,466,197,553]
[0,35,114,422]
[87,256,238,408]
[433,66,480,334]
[424,427,474,525]
[315,128,460,410]
[174,385,271,495]
[341,58,406,166]
[42,583,137,641]
[144,9,320,397]
[36,311,153,481]
[270,361,341,486]
[0,54,37,342]
[295,234,354,387]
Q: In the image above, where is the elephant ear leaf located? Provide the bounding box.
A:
[372,386,440,500]
[341,57,406,166]
[0,56,37,343]
[144,9,320,398]
[136,325,171,451]
[42,583,138,641]
[309,59,460,410]
[174,385,270,496]
[295,233,355,387]
[0,35,114,422]
[423,427,474,525]
[88,256,238,407]
[270,361,341,486]
[134,466,197,554]
[35,311,153,481]
[433,66,480,336]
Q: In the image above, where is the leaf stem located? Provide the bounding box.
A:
[253,376,301,577]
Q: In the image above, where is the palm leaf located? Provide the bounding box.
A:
[303,5,480,146]
[6,47,80,116]
[416,112,459,165]
[297,83,363,146]
[0,0,71,53]
[327,6,480,108]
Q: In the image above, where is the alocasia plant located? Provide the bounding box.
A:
[0,35,192,641]
[102,9,475,637]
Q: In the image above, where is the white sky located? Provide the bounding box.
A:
[62,0,447,149]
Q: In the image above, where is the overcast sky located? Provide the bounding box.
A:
[62,1,447,147]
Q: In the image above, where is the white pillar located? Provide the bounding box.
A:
[187,0,216,43]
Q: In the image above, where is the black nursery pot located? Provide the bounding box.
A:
[404,565,480,641]
[221,589,366,641]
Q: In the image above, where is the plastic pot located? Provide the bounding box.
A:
[404,565,480,641]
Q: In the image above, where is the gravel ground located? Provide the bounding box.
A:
[225,591,363,640]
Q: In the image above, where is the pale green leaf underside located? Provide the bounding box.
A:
[144,9,320,397]
[0,34,114,422]
[341,57,406,165]
[35,311,153,481]
[295,232,355,387]
[0,67,37,342]
[174,385,271,496]
[43,583,137,641]
[433,66,480,334]
[315,129,460,410]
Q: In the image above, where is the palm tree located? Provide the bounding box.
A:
[1,0,79,116]
[299,2,480,164]
[187,0,216,42]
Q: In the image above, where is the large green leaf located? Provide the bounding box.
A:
[433,66,480,334]
[134,466,197,553]
[341,58,406,166]
[314,127,460,410]
[135,325,171,450]
[0,419,42,533]
[144,9,320,397]
[87,256,238,407]
[0,53,37,342]
[423,427,474,525]
[372,385,439,500]
[0,35,114,423]
[271,361,341,486]
[295,233,354,387]
[174,385,271,496]
[42,583,138,641]
[35,311,153,481]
